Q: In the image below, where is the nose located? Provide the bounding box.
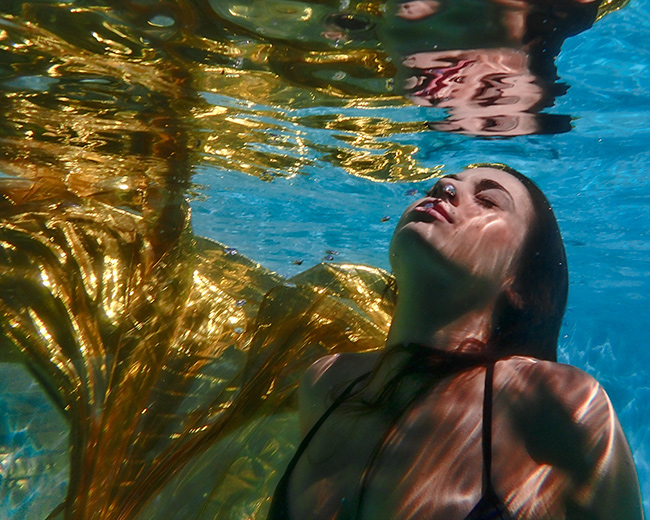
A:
[426,177,460,205]
[442,183,456,199]
[437,180,459,206]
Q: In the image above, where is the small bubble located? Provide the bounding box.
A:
[332,71,347,81]
[234,327,245,334]
[380,216,390,222]
[235,299,246,307]
[148,14,175,27]
[324,255,335,261]
[291,259,304,265]
[405,188,419,196]
[79,77,112,85]
[225,247,238,255]
[325,250,339,255]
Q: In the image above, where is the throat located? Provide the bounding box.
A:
[385,296,496,355]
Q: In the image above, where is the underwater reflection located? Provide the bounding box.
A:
[211,0,614,136]
[385,0,599,135]
[402,49,569,135]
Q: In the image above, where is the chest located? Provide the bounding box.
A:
[287,374,496,520]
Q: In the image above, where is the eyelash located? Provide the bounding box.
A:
[426,184,500,209]
[476,195,497,208]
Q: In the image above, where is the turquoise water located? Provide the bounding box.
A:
[191,0,650,513]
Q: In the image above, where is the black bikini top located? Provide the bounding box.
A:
[267,346,515,520]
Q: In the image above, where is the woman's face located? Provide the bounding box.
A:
[390,167,534,291]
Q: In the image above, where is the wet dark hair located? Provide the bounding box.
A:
[467,163,568,362]
[344,163,567,412]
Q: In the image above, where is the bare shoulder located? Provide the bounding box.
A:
[496,356,603,410]
[298,351,380,435]
[497,356,644,519]
[496,356,615,459]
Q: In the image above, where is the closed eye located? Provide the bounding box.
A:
[476,195,497,208]
[474,179,512,209]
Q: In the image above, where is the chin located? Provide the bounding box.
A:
[390,223,448,276]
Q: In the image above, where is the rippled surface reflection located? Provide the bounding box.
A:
[0,0,629,191]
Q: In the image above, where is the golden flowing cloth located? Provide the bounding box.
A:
[0,180,394,520]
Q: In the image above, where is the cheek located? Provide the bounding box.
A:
[448,219,524,278]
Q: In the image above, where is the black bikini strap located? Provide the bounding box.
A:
[267,371,371,520]
[286,371,370,475]
[482,362,495,494]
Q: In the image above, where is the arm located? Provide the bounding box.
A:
[570,387,644,520]
[297,354,341,437]
[507,359,644,519]
[297,351,378,437]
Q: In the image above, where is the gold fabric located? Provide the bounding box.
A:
[596,0,629,20]
[0,181,394,519]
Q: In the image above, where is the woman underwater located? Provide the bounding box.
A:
[268,164,644,520]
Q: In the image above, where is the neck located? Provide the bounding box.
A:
[385,277,497,354]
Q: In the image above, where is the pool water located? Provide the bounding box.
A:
[0,0,648,517]
[193,0,650,505]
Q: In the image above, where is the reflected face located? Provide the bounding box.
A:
[429,113,539,136]
[403,50,541,109]
[391,168,534,289]
[401,50,548,136]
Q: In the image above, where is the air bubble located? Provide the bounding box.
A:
[148,15,175,28]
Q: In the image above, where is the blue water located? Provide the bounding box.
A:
[192,0,650,513]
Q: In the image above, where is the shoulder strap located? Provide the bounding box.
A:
[295,371,371,462]
[465,362,513,520]
[268,372,370,519]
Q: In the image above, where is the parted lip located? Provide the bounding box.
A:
[414,198,453,223]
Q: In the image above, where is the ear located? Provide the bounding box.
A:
[505,286,525,309]
[502,276,525,309]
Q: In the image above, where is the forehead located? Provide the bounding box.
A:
[456,167,529,196]
[455,167,522,187]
